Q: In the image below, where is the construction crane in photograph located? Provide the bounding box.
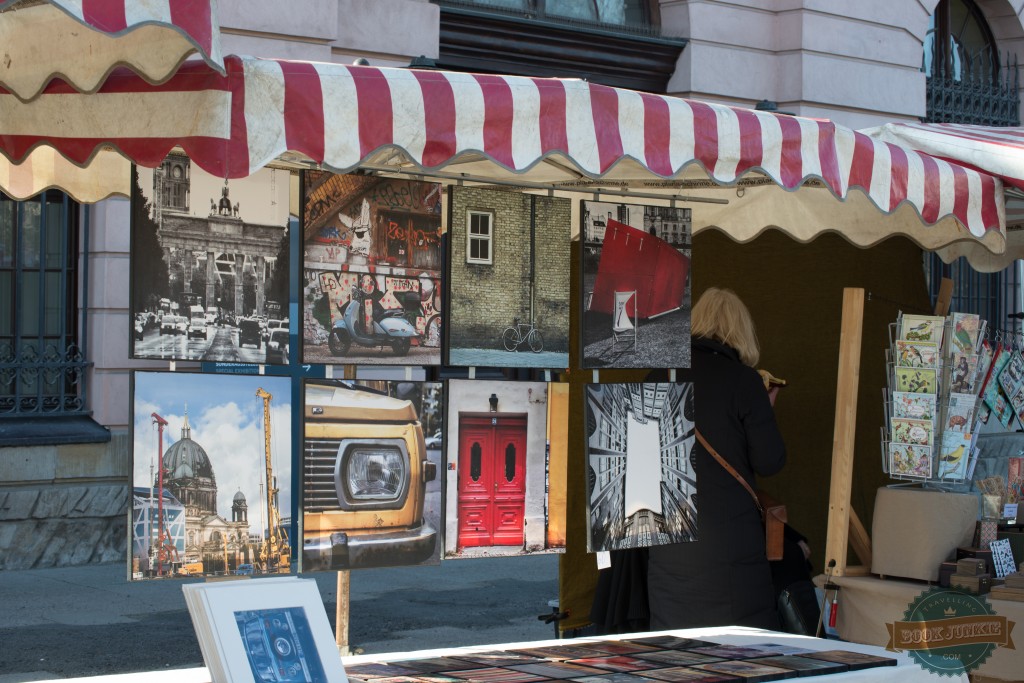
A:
[150,412,179,576]
[256,388,289,571]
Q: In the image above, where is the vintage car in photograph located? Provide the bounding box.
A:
[159,315,187,335]
[265,329,290,364]
[238,318,263,349]
[303,383,436,570]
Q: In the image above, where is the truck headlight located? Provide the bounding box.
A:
[336,441,410,507]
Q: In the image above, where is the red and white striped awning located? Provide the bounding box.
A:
[0,0,223,101]
[0,55,1008,264]
[863,122,1024,270]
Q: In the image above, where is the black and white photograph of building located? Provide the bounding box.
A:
[585,382,697,551]
[130,154,292,364]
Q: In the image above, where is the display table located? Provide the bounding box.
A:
[45,626,962,682]
[830,574,1021,681]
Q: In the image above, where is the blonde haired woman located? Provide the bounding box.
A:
[647,287,786,630]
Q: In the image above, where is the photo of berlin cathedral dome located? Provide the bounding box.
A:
[131,372,292,580]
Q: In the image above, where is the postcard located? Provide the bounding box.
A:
[999,351,1024,396]
[945,393,976,433]
[573,675,659,683]
[565,657,657,673]
[743,644,816,657]
[1009,457,1024,505]
[440,667,550,683]
[895,367,936,394]
[950,353,981,394]
[796,650,896,670]
[687,660,795,679]
[628,637,714,650]
[634,668,741,683]
[895,340,939,368]
[745,655,848,675]
[899,314,945,344]
[892,392,937,421]
[890,417,932,446]
[506,662,609,679]
[889,443,932,479]
[513,646,612,661]
[937,431,971,480]
[399,658,489,673]
[458,654,549,667]
[632,651,725,666]
[347,664,424,679]
[583,642,660,655]
[687,646,778,660]
[951,312,982,354]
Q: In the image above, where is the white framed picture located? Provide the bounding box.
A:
[183,577,346,683]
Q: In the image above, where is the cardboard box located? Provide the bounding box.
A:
[872,487,977,582]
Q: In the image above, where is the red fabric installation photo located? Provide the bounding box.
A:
[590,220,690,319]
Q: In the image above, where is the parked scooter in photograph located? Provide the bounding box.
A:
[328,281,419,357]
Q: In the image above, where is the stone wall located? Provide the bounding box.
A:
[448,187,571,351]
[0,432,129,570]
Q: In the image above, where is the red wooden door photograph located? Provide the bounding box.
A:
[457,414,527,549]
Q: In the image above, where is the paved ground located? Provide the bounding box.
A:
[0,554,560,681]
[448,348,569,369]
[304,342,440,366]
[581,306,692,369]
[133,325,273,364]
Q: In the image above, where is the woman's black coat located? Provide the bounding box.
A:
[647,336,787,630]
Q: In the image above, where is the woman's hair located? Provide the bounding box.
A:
[691,287,760,367]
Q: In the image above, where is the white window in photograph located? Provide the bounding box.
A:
[467,211,493,264]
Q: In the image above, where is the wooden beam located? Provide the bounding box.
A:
[336,362,357,656]
[336,570,351,656]
[848,507,872,568]
[934,277,954,316]
[824,288,865,577]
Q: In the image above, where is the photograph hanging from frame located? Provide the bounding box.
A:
[130,155,293,364]
[130,371,292,580]
[443,380,568,559]
[447,187,570,368]
[581,201,692,369]
[584,382,697,551]
[301,379,444,571]
[301,171,443,365]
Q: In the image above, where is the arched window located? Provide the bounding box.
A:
[923,0,998,81]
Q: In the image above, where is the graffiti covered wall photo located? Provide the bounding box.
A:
[302,172,443,365]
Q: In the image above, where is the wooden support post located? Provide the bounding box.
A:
[336,570,351,656]
[824,288,865,578]
[848,507,872,568]
[934,277,954,316]
[335,363,357,656]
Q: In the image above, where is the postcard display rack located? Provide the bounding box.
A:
[882,312,990,485]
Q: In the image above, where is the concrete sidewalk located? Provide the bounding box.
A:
[0,554,560,681]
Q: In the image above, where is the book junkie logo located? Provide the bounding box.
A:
[887,587,1016,676]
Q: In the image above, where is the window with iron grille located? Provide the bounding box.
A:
[0,191,88,417]
[923,0,1021,331]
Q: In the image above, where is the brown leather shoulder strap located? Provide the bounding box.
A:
[695,428,763,514]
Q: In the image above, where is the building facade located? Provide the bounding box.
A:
[2,0,1024,568]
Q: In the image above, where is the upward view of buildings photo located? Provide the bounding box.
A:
[585,382,697,551]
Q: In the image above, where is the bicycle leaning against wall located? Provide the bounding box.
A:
[501,317,544,353]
